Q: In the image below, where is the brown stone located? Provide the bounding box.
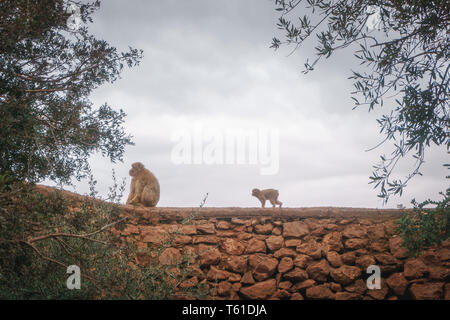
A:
[389,237,408,258]
[141,226,168,244]
[342,225,367,238]
[231,218,249,225]
[326,251,343,268]
[278,257,294,273]
[241,271,255,285]
[272,227,282,235]
[367,224,386,240]
[192,235,220,244]
[383,220,397,235]
[158,248,181,265]
[271,289,291,300]
[375,253,401,265]
[180,276,198,289]
[196,223,215,234]
[341,251,356,265]
[386,273,408,296]
[222,238,245,255]
[290,292,304,300]
[173,235,192,246]
[330,266,361,285]
[404,259,428,279]
[249,254,278,275]
[296,240,322,259]
[324,223,339,230]
[445,283,450,300]
[322,232,343,252]
[311,226,326,236]
[420,249,440,265]
[274,247,297,259]
[285,239,302,247]
[228,273,241,282]
[245,238,267,253]
[428,266,450,280]
[293,254,312,269]
[265,235,284,251]
[225,255,248,274]
[237,232,253,241]
[330,282,342,292]
[279,281,292,290]
[216,220,231,230]
[180,225,197,235]
[367,283,388,300]
[239,279,277,299]
[438,248,450,261]
[370,241,388,252]
[217,281,232,296]
[290,280,314,293]
[305,285,335,300]
[283,221,309,238]
[122,224,139,235]
[198,244,221,266]
[335,292,363,300]
[409,282,444,300]
[306,259,330,282]
[344,279,367,295]
[207,266,230,281]
[356,255,376,270]
[283,267,309,282]
[254,223,273,235]
[345,238,369,249]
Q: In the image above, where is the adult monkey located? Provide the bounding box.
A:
[126,162,160,207]
[252,188,282,208]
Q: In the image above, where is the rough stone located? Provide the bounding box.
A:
[265,235,284,251]
[409,282,444,300]
[404,259,428,279]
[239,279,277,299]
[305,285,335,299]
[322,232,343,252]
[254,223,273,235]
[196,223,216,234]
[283,267,309,282]
[296,240,322,259]
[386,273,408,296]
[245,238,267,253]
[283,221,309,238]
[343,225,367,238]
[278,257,294,273]
[326,251,343,268]
[306,259,330,282]
[225,255,248,274]
[330,266,361,285]
[222,238,245,255]
[389,237,408,258]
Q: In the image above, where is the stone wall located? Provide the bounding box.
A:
[116,206,450,300]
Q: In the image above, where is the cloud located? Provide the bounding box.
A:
[44,0,448,208]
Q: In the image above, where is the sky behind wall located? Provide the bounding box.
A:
[45,0,448,208]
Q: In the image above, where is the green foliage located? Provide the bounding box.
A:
[271,0,449,203]
[395,188,449,256]
[0,0,143,183]
[0,173,209,299]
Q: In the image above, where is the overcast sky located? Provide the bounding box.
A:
[47,0,448,208]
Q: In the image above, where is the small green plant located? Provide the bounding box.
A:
[396,188,449,256]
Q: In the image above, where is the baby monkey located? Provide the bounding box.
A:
[252,188,282,208]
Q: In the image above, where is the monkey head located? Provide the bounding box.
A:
[129,162,145,176]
